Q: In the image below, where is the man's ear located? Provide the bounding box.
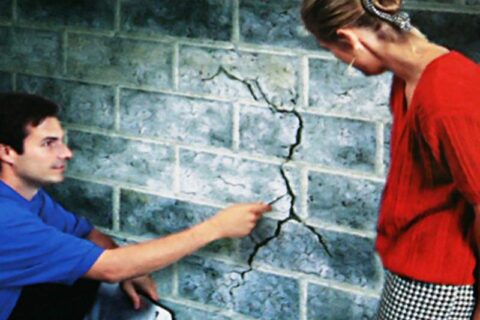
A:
[0,144,17,166]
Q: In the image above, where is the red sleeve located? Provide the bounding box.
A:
[425,115,480,205]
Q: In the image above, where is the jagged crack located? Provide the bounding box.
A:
[202,67,331,300]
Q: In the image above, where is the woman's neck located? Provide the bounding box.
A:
[382,35,450,88]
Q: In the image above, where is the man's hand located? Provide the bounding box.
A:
[208,202,272,239]
[121,275,159,310]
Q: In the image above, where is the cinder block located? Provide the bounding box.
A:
[307,283,379,320]
[68,131,175,190]
[0,27,62,75]
[308,58,392,120]
[161,300,230,320]
[384,123,392,171]
[307,172,383,231]
[178,256,300,320]
[67,34,173,88]
[179,46,300,107]
[0,1,11,21]
[45,177,113,228]
[294,115,377,172]
[239,0,319,50]
[239,104,300,158]
[120,89,233,148]
[179,149,288,203]
[151,266,175,295]
[17,75,115,129]
[255,221,382,289]
[0,72,11,92]
[121,0,233,41]
[17,0,115,30]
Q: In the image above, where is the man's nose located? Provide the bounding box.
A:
[60,143,73,159]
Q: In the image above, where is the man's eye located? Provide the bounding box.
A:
[43,140,55,147]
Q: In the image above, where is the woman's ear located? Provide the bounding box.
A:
[336,28,362,52]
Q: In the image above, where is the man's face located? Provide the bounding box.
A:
[11,117,73,188]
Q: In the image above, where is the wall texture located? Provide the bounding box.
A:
[1,0,479,319]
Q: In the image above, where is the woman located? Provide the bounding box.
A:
[301,0,480,319]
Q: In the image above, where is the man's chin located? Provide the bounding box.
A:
[44,174,66,185]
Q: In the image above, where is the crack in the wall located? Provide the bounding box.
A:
[202,67,331,301]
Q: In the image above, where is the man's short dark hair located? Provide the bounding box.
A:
[0,93,59,154]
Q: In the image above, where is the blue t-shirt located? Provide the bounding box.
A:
[0,181,104,320]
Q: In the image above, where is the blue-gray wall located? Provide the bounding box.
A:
[1,0,479,319]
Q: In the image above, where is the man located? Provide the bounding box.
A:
[0,93,271,320]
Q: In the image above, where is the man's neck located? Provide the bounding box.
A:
[0,173,39,201]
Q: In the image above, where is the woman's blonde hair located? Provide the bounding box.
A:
[301,0,411,42]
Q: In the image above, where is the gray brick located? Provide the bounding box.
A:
[18,0,115,30]
[119,189,235,256]
[255,221,382,289]
[307,172,383,231]
[0,0,11,21]
[294,115,377,172]
[239,104,299,158]
[17,75,115,129]
[151,266,175,295]
[45,178,113,228]
[68,131,174,190]
[308,59,392,120]
[307,283,379,320]
[0,27,62,75]
[240,0,319,50]
[179,46,300,107]
[179,256,300,320]
[120,89,233,148]
[232,267,300,320]
[0,72,11,92]
[384,123,392,171]
[67,34,173,88]
[121,0,233,41]
[409,10,480,62]
[161,301,230,320]
[179,149,288,204]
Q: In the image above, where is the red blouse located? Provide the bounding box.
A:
[376,51,480,285]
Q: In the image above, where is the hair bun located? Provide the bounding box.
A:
[372,0,403,14]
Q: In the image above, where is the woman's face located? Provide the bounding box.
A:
[319,37,387,76]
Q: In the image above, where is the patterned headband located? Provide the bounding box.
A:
[361,0,412,32]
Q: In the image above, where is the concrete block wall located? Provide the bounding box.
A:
[1,0,479,319]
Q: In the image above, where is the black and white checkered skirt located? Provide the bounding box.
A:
[376,271,475,320]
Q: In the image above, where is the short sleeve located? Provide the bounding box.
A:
[424,115,480,205]
[0,205,104,287]
[39,190,94,238]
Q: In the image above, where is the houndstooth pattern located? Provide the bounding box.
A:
[376,272,475,320]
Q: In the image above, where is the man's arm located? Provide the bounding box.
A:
[87,227,159,309]
[86,228,118,249]
[84,202,270,283]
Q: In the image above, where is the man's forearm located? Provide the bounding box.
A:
[85,219,220,282]
[87,228,118,249]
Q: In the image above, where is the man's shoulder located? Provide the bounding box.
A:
[0,200,37,227]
